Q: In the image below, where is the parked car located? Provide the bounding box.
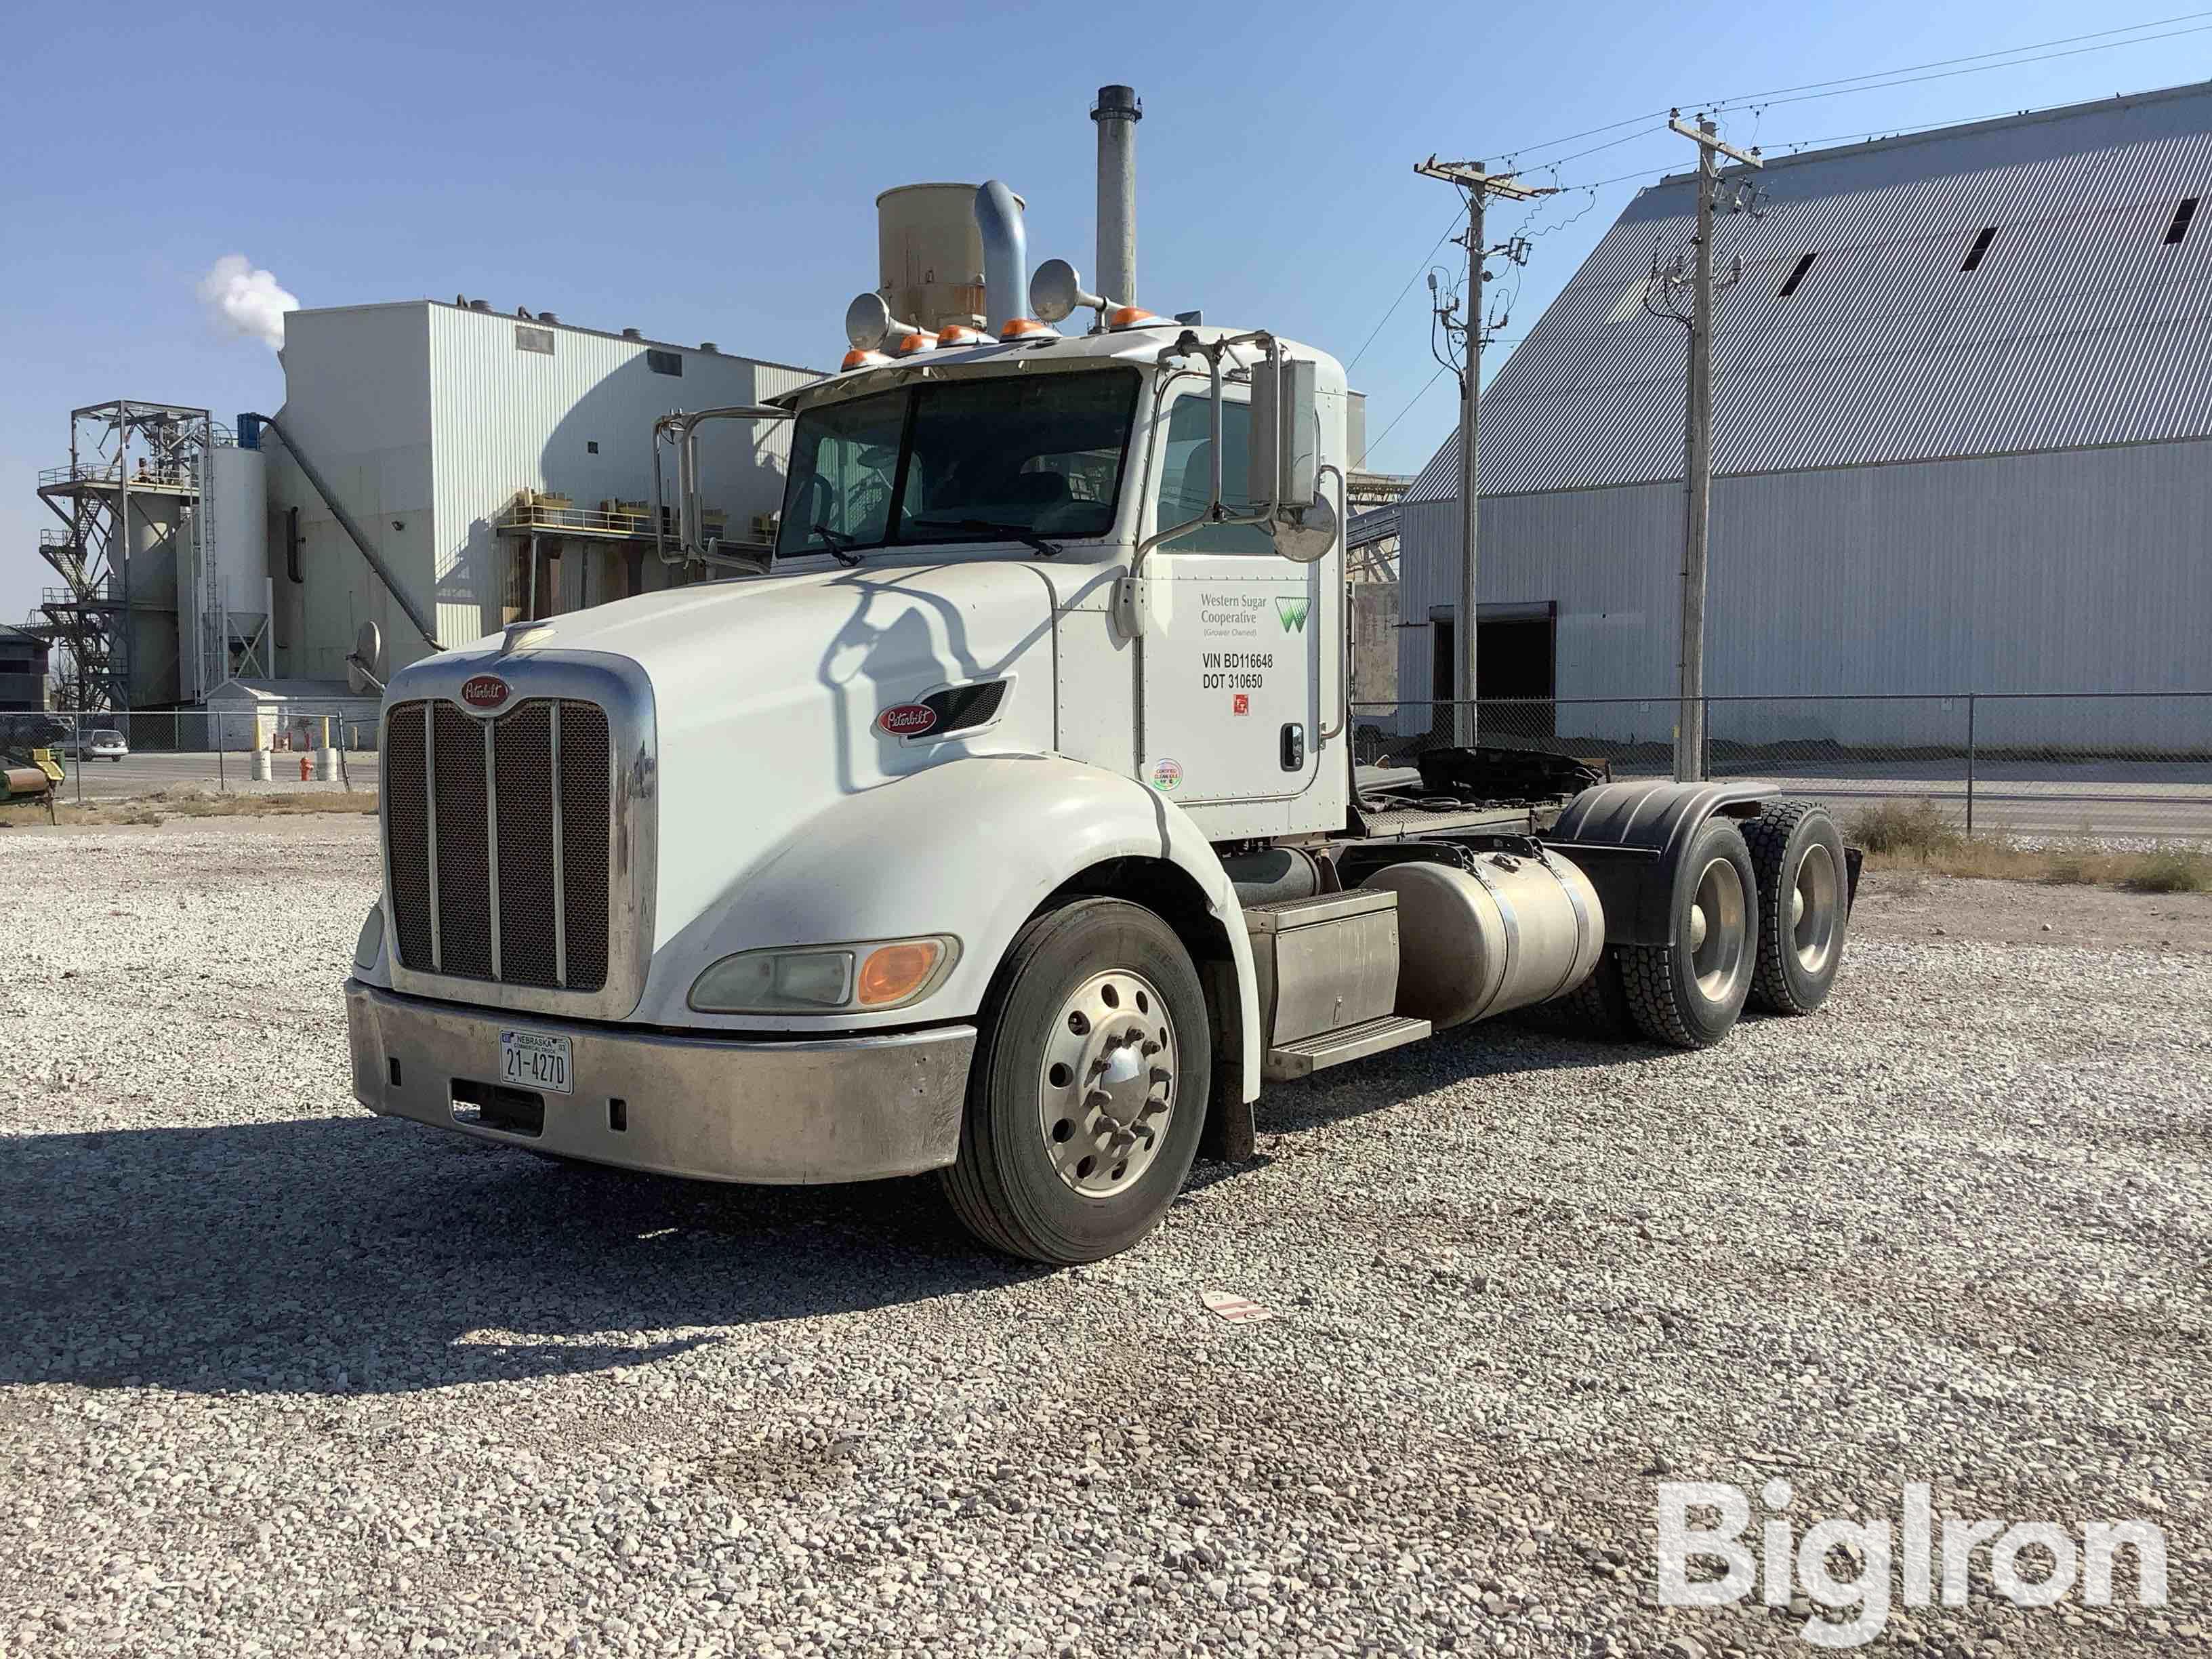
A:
[61,729,129,762]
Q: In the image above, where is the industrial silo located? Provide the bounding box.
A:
[874,184,1021,333]
[178,442,270,697]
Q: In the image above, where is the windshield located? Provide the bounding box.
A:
[777,368,1141,559]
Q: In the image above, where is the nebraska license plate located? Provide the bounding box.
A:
[499,1029,573,1094]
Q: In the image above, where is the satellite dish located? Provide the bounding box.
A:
[1030,259,1103,324]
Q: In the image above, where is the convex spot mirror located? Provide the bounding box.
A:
[1270,491,1337,564]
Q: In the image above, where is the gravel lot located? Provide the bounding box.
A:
[1,818,2205,1659]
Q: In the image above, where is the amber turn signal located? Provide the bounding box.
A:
[857,939,946,1006]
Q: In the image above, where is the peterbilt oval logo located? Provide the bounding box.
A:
[877,703,938,737]
[461,675,511,710]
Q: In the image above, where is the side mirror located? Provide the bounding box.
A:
[1247,348,1319,512]
[1248,345,1332,562]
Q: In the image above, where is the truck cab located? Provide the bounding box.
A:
[345,183,1853,1264]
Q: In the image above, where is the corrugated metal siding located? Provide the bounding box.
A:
[266,306,436,682]
[428,306,819,647]
[1395,437,2212,747]
[1408,83,2212,504]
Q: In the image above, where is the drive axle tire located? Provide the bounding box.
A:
[1549,948,1636,1041]
[942,898,1210,1265]
[1742,800,1848,1015]
[1619,817,1759,1049]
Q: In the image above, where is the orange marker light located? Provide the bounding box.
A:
[937,323,985,346]
[998,316,1058,341]
[857,940,945,1006]
[1107,305,1164,330]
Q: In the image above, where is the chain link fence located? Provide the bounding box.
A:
[9,692,2209,842]
[0,708,380,811]
[1353,693,2212,843]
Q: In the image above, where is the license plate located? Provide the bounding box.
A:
[499,1029,573,1094]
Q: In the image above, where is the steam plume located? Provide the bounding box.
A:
[198,255,299,350]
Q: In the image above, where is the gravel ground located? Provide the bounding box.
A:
[1,818,2206,1659]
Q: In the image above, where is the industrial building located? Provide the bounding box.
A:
[1394,80,2212,749]
[28,308,817,720]
[0,623,49,712]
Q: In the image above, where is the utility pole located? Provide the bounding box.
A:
[1414,157,1551,747]
[1662,112,1761,781]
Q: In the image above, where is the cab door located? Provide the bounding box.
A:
[1136,383,1330,833]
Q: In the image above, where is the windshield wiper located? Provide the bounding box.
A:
[910,518,1061,558]
[810,523,864,567]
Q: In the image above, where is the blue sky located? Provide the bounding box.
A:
[6,0,2207,628]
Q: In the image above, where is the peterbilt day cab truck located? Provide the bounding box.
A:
[344,181,1854,1265]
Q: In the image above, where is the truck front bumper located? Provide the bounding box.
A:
[344,980,975,1184]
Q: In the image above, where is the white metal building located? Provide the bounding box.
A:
[264,300,819,684]
[1395,81,2212,748]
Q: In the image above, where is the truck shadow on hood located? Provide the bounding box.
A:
[0,1115,1042,1398]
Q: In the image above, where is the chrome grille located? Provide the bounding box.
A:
[385,697,613,993]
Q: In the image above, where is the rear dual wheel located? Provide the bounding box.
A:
[1620,817,1759,1049]
[1742,800,1848,1015]
[942,898,1210,1265]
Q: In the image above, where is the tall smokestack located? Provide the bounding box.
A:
[1091,85,1141,306]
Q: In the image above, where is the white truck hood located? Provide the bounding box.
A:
[499,558,1064,951]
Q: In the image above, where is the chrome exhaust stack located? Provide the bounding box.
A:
[975,180,1054,340]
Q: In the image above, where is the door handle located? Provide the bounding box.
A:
[1279,723,1305,771]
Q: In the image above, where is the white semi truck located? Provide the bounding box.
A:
[344,177,1855,1265]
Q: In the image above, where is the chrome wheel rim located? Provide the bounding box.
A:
[1792,842,1841,977]
[1038,968,1177,1198]
[1687,856,1748,1002]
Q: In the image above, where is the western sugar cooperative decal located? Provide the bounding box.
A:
[1149,757,1183,794]
[1275,596,1310,633]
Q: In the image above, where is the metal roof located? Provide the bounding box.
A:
[1407,79,2212,503]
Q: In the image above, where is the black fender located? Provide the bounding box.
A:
[1542,779,1780,948]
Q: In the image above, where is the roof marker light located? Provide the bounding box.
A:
[840,348,893,371]
[935,323,989,348]
[998,316,1061,342]
[1107,304,1166,331]
[890,331,940,357]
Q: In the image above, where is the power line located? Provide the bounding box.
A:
[1702,10,2212,117]
[1345,203,1467,373]
[1365,364,1452,455]
[1712,20,2212,119]
[1492,8,2212,166]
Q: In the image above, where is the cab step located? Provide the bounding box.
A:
[1264,1015,1431,1082]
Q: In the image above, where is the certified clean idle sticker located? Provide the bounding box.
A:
[1149,757,1183,793]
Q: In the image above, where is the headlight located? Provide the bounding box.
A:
[689,936,958,1013]
[354,904,386,971]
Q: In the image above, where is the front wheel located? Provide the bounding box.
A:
[1618,817,1759,1050]
[941,898,1210,1265]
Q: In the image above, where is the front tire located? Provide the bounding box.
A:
[941,898,1210,1265]
[1742,800,1847,1015]
[1619,817,1759,1049]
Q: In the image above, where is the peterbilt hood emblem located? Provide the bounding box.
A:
[461,675,512,710]
[877,703,938,737]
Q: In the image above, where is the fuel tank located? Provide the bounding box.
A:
[1359,851,1603,1029]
